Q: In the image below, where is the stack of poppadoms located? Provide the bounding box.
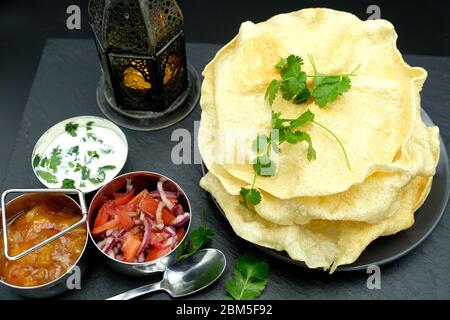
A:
[198,8,440,272]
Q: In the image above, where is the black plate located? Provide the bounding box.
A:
[201,109,450,271]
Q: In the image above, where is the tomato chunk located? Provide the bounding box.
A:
[93,200,114,229]
[92,217,120,235]
[122,234,141,262]
[161,207,175,225]
[117,209,135,230]
[140,195,158,216]
[145,246,172,262]
[114,191,135,206]
[150,231,169,246]
[128,189,148,206]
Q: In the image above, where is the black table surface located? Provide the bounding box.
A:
[1,39,450,300]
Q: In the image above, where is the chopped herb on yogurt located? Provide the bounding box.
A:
[86,121,95,131]
[49,147,62,172]
[61,179,76,189]
[100,147,113,154]
[33,155,41,168]
[87,150,100,160]
[81,166,90,180]
[36,170,58,184]
[67,146,79,156]
[88,170,105,185]
[65,122,79,137]
[101,165,116,171]
[87,132,103,143]
[40,157,49,167]
[88,165,116,184]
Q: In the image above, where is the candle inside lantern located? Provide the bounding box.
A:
[121,66,152,102]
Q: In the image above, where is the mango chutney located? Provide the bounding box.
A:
[0,203,87,287]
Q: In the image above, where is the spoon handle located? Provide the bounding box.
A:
[107,281,163,300]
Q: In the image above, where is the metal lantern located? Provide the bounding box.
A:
[89,0,200,131]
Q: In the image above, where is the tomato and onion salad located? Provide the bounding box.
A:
[91,178,190,263]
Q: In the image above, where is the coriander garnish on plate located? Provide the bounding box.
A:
[240,55,358,210]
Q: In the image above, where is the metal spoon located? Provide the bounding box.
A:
[107,248,226,300]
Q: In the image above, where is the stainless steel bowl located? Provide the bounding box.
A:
[88,171,192,276]
[0,192,89,298]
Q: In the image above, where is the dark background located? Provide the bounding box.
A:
[0,0,449,183]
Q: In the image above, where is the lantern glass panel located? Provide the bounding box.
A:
[109,54,158,110]
[157,32,188,107]
[105,0,149,54]
[146,0,184,52]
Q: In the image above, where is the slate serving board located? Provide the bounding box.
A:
[1,39,450,299]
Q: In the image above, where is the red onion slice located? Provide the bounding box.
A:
[163,226,176,236]
[149,190,179,199]
[157,179,174,210]
[155,200,165,229]
[137,217,152,256]
[137,253,145,263]
[118,229,128,239]
[152,224,164,232]
[102,236,116,253]
[125,178,133,193]
[171,212,190,227]
[97,238,108,250]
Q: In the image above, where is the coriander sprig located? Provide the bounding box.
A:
[239,172,261,211]
[65,122,79,137]
[308,54,360,107]
[266,54,360,108]
[239,54,356,210]
[177,209,215,260]
[274,115,351,170]
[268,55,353,169]
[225,253,269,300]
[311,120,351,170]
